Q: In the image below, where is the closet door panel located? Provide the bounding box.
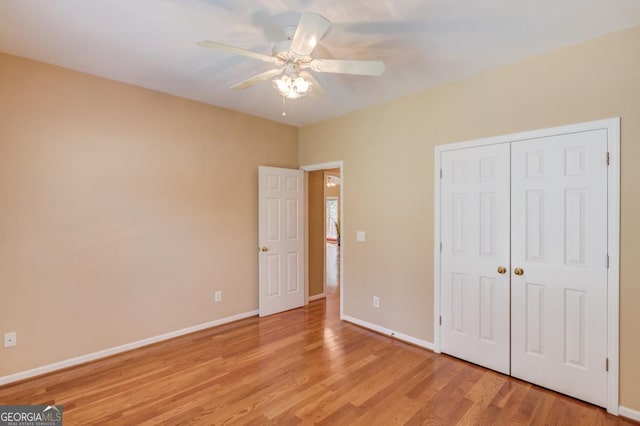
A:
[510,130,608,407]
[440,143,511,374]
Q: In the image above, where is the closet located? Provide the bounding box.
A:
[434,118,619,413]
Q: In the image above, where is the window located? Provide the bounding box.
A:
[326,197,339,240]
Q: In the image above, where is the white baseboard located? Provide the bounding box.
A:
[619,406,640,421]
[342,315,434,351]
[0,310,258,386]
[308,293,326,302]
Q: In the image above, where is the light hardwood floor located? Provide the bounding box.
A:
[0,289,635,425]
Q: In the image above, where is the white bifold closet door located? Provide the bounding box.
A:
[440,143,511,375]
[510,130,608,407]
[440,129,608,407]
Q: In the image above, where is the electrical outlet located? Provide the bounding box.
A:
[214,291,222,303]
[372,296,380,308]
[4,332,16,348]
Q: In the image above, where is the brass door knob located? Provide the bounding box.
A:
[260,247,269,252]
[514,267,524,276]
[497,266,507,274]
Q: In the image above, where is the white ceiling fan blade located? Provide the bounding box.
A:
[300,71,324,98]
[290,12,330,58]
[230,68,283,90]
[308,59,385,77]
[197,40,278,64]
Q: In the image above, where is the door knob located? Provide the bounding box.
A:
[514,267,524,276]
[260,247,269,252]
[497,266,507,274]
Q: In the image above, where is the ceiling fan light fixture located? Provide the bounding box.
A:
[197,12,384,103]
[272,74,312,99]
[294,76,310,92]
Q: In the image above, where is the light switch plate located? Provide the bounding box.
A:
[4,332,16,348]
[356,231,366,242]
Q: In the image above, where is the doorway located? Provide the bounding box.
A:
[302,161,344,319]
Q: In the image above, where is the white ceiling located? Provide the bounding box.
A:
[1,1,640,127]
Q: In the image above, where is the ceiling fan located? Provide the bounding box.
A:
[197,12,385,100]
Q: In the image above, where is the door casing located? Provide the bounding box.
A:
[301,161,344,320]
[433,117,620,415]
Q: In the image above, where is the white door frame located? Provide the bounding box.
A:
[433,117,620,414]
[301,161,344,320]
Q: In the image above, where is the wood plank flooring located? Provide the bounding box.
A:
[0,289,635,425]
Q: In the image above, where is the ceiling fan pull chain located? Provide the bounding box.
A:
[282,95,287,117]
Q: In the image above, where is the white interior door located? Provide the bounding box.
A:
[258,166,304,317]
[510,130,608,407]
[440,144,511,374]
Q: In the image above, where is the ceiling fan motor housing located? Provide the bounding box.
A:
[283,62,301,76]
[272,39,312,63]
[272,40,292,60]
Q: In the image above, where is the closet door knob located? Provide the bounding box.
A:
[514,267,524,276]
[497,266,507,274]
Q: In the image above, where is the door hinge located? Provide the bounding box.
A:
[607,152,610,166]
[440,169,443,179]
[606,254,610,269]
[439,315,442,326]
[440,242,443,252]
[606,358,609,372]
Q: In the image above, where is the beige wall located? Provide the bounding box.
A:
[0,53,298,377]
[299,25,640,410]
[308,170,324,297]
